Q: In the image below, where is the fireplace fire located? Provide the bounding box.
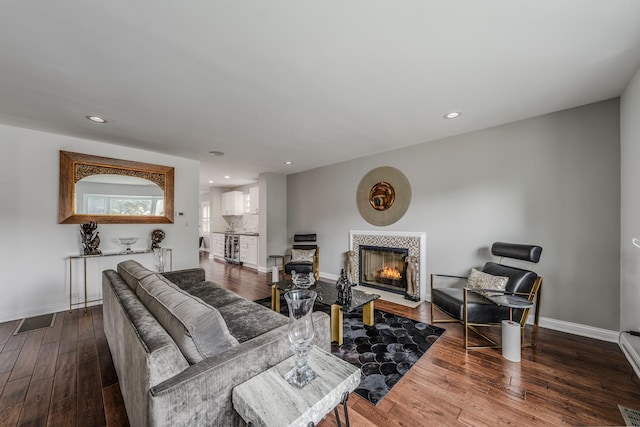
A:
[380,266,401,280]
[359,245,409,295]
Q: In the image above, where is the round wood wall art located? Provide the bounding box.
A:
[356,166,411,226]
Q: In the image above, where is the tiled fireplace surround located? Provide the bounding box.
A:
[349,230,427,303]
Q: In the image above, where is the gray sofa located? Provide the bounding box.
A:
[102,260,331,427]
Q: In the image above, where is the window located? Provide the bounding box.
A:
[201,202,211,234]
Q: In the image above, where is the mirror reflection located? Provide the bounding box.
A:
[75,174,164,216]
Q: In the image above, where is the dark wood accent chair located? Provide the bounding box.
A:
[430,242,543,350]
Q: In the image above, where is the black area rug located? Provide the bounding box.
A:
[254,296,445,405]
[14,313,56,335]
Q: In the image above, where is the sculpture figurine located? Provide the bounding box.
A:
[345,250,357,284]
[80,221,101,255]
[405,255,419,301]
[335,269,352,306]
[151,229,166,249]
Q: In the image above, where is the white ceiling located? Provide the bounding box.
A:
[2,1,640,190]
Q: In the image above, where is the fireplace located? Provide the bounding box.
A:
[350,230,427,304]
[359,245,409,295]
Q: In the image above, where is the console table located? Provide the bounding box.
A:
[68,248,172,313]
[233,346,360,427]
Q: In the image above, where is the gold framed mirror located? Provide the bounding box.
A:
[59,151,175,224]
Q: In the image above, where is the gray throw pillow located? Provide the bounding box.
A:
[136,274,238,364]
[117,260,155,292]
[466,268,508,298]
[290,248,316,263]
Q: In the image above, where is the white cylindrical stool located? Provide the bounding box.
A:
[271,266,279,283]
[502,320,521,362]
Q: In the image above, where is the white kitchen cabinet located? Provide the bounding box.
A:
[248,186,259,214]
[239,235,258,267]
[211,233,225,259]
[221,191,244,216]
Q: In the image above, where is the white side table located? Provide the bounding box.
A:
[488,294,534,362]
[233,346,361,427]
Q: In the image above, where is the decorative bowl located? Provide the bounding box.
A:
[292,271,315,289]
[117,237,139,251]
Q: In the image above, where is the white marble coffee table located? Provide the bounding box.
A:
[233,346,361,427]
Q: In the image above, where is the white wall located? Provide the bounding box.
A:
[288,99,621,332]
[621,66,640,332]
[0,124,200,322]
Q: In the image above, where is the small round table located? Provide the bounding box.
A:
[488,294,534,362]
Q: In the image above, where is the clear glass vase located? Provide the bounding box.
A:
[153,248,165,273]
[284,289,317,388]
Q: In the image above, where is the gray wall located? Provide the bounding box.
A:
[288,99,621,331]
[621,66,640,332]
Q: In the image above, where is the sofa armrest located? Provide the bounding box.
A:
[147,311,330,426]
[161,268,206,289]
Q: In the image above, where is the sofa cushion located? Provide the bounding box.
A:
[216,299,288,343]
[136,274,239,364]
[186,281,288,343]
[184,281,245,309]
[118,260,156,292]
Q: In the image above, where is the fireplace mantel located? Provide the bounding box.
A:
[349,230,427,303]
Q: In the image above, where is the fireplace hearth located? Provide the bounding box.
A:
[359,245,409,295]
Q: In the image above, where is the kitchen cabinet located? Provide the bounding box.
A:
[239,235,258,267]
[211,233,225,259]
[221,191,244,216]
[248,186,259,214]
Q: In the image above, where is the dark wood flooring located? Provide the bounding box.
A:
[1,253,639,426]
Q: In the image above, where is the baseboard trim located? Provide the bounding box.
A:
[537,316,619,343]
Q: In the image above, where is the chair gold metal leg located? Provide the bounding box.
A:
[532,280,542,346]
[463,288,469,349]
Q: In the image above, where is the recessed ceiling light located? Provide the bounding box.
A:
[443,112,461,119]
[208,180,214,184]
[86,115,107,123]
[224,175,230,179]
[284,161,293,165]
[209,151,225,156]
